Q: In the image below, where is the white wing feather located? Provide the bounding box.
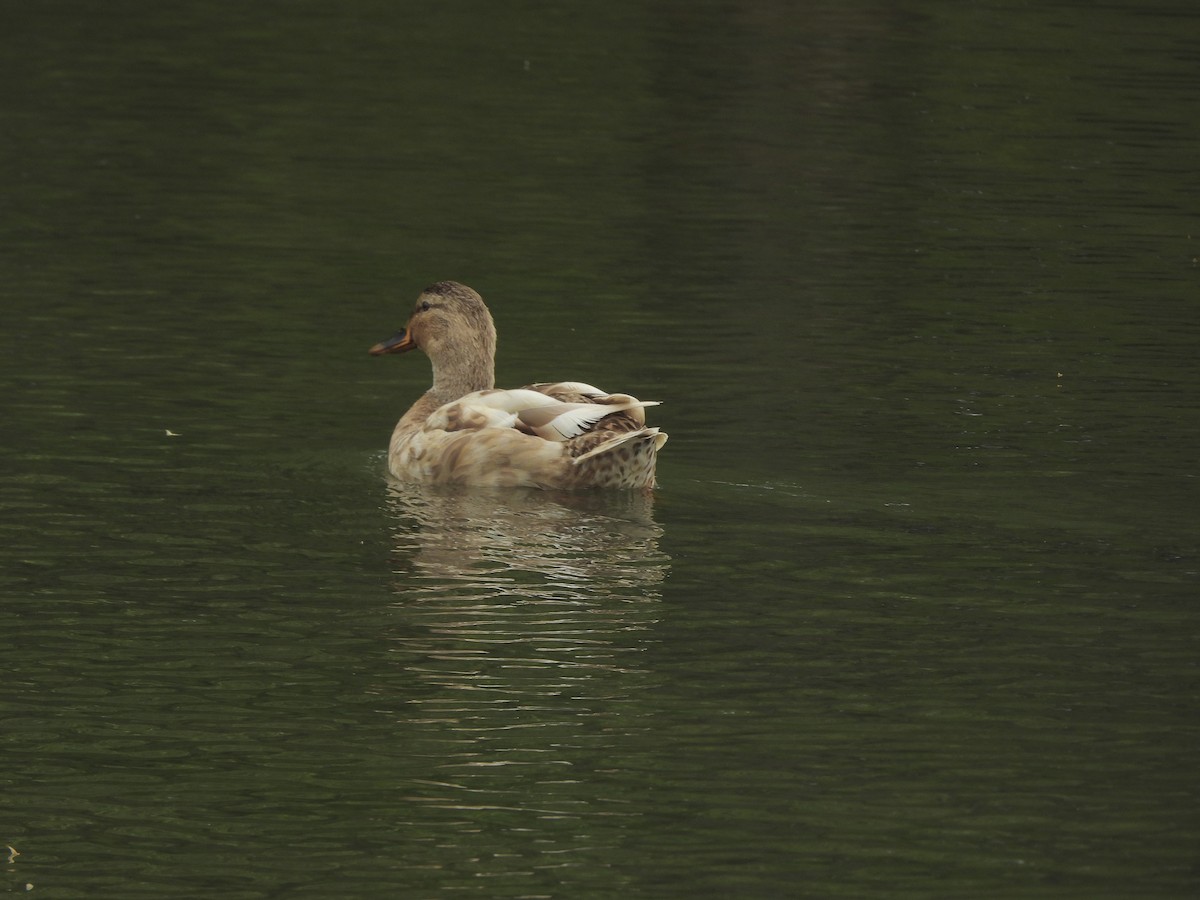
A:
[518,399,660,441]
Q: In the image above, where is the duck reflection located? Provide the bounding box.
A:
[384,481,666,673]
[386,481,666,596]
[381,482,668,822]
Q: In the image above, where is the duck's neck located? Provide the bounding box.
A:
[428,353,495,405]
[394,365,490,442]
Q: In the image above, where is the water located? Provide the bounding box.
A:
[3,1,1198,897]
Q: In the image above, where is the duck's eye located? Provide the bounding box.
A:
[420,300,431,312]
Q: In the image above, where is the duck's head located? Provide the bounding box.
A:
[370,281,497,393]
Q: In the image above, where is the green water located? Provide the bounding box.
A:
[3,1,1198,897]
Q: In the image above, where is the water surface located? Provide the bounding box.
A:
[3,1,1198,897]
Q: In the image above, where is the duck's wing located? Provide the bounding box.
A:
[522,381,608,403]
[428,388,659,442]
[423,389,554,433]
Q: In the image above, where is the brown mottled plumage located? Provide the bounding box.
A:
[369,281,667,490]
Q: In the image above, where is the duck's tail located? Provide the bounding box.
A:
[573,427,667,464]
[570,427,668,490]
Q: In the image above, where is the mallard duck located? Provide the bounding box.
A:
[369,281,667,490]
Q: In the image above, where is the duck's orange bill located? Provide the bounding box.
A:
[369,330,416,355]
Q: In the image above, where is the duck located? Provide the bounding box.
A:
[369,281,667,490]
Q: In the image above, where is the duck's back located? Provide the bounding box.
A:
[387,382,666,491]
